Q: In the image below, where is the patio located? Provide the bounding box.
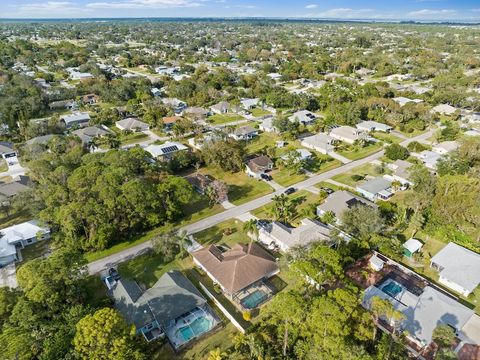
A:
[232,280,276,310]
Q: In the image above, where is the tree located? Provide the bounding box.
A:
[73,308,145,360]
[205,180,228,205]
[341,204,384,245]
[152,231,180,262]
[281,149,303,175]
[201,139,245,173]
[268,194,298,223]
[320,210,336,225]
[384,143,409,160]
[432,324,456,350]
[243,219,258,242]
[207,348,227,360]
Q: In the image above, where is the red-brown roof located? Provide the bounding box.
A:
[193,243,279,294]
[162,116,182,124]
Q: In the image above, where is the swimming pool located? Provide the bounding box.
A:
[241,289,268,309]
[382,280,403,298]
[178,316,213,342]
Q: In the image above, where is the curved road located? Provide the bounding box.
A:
[88,129,434,274]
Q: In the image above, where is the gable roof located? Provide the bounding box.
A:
[111,270,206,329]
[144,142,188,157]
[431,243,480,294]
[116,118,149,131]
[193,243,278,294]
[247,155,273,173]
[357,177,392,195]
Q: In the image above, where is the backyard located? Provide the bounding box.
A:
[207,113,244,125]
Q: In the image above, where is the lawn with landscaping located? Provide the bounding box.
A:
[331,162,392,188]
[337,142,383,161]
[371,131,403,144]
[207,113,244,125]
[250,108,271,117]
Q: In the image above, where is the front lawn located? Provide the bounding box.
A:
[250,108,271,117]
[372,131,402,144]
[251,190,320,224]
[193,219,251,247]
[337,142,383,160]
[244,132,281,155]
[200,166,272,205]
[271,168,306,187]
[207,113,244,125]
[119,132,149,145]
[331,162,391,187]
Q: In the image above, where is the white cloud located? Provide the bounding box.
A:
[86,0,203,9]
[17,1,90,15]
[407,8,456,17]
[316,8,375,18]
[305,4,318,9]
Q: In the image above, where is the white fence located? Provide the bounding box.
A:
[197,281,246,334]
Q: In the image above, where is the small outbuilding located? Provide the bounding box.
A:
[402,238,423,258]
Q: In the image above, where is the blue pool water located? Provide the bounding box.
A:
[178,316,213,342]
[382,281,403,298]
[241,290,268,309]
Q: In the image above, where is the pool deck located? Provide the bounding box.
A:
[233,281,275,311]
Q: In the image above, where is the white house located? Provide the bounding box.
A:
[402,238,423,258]
[228,126,258,141]
[144,142,188,161]
[430,243,480,297]
[301,133,335,154]
[240,98,260,110]
[432,141,459,155]
[210,101,230,115]
[356,177,393,202]
[430,104,458,116]
[369,253,384,271]
[330,126,364,144]
[61,112,91,129]
[411,150,443,170]
[258,117,277,133]
[245,155,273,179]
[258,218,332,252]
[316,190,375,223]
[0,220,50,266]
[385,160,413,186]
[356,120,392,133]
[288,110,318,125]
[393,97,423,107]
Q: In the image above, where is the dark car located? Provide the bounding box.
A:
[320,187,334,195]
[260,173,272,181]
[284,187,296,195]
[108,267,121,281]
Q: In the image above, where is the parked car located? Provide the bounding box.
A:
[284,187,296,195]
[108,267,121,281]
[257,219,270,229]
[320,187,334,195]
[260,173,272,181]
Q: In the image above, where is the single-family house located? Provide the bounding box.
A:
[82,93,99,105]
[356,177,393,202]
[0,175,30,203]
[144,142,189,161]
[116,118,150,132]
[110,270,220,347]
[330,126,364,144]
[187,132,222,150]
[259,218,333,252]
[301,133,335,154]
[185,173,214,195]
[430,104,458,116]
[392,97,423,107]
[402,238,423,258]
[183,107,209,121]
[267,73,282,81]
[49,99,76,110]
[229,126,258,141]
[0,220,50,266]
[162,116,182,130]
[151,87,162,97]
[411,150,443,170]
[356,120,393,133]
[432,140,459,155]
[316,190,375,223]
[210,101,230,115]
[385,160,413,186]
[258,117,278,133]
[0,142,17,160]
[61,112,91,129]
[246,155,273,179]
[161,98,187,114]
[240,98,259,110]
[369,254,384,271]
[72,126,112,146]
[430,243,480,297]
[69,70,94,81]
[192,243,279,304]
[288,110,318,125]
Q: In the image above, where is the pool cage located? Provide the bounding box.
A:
[232,279,276,310]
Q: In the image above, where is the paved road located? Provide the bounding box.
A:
[87,129,434,274]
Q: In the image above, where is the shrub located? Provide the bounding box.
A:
[385,143,409,160]
[242,311,251,321]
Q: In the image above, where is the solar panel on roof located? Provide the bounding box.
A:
[161,145,179,154]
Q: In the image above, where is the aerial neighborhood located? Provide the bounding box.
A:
[0,14,479,360]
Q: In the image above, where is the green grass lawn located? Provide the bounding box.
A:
[85,193,223,262]
[331,162,391,188]
[17,240,51,265]
[200,166,272,206]
[119,132,149,145]
[251,190,320,224]
[372,131,403,144]
[244,132,281,155]
[271,168,307,187]
[250,108,271,117]
[207,113,244,125]
[337,142,383,161]
[193,219,251,247]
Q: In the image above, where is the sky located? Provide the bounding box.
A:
[1,0,480,20]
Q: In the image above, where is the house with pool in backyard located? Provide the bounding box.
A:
[109,270,221,350]
[192,242,280,311]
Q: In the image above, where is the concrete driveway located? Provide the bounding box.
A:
[0,264,18,288]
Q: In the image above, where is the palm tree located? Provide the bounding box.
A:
[88,136,100,152]
[105,134,121,149]
[207,348,226,360]
[243,219,259,243]
[174,230,192,254]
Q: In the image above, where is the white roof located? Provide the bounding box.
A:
[369,254,384,268]
[431,104,458,115]
[356,120,392,132]
[301,133,334,151]
[330,126,360,142]
[62,112,90,125]
[432,141,459,154]
[289,110,317,123]
[0,220,49,257]
[240,98,259,107]
[431,243,480,294]
[116,118,149,131]
[393,97,423,107]
[403,238,423,253]
[144,142,188,158]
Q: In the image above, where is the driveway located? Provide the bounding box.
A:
[87,129,435,274]
[0,264,18,288]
